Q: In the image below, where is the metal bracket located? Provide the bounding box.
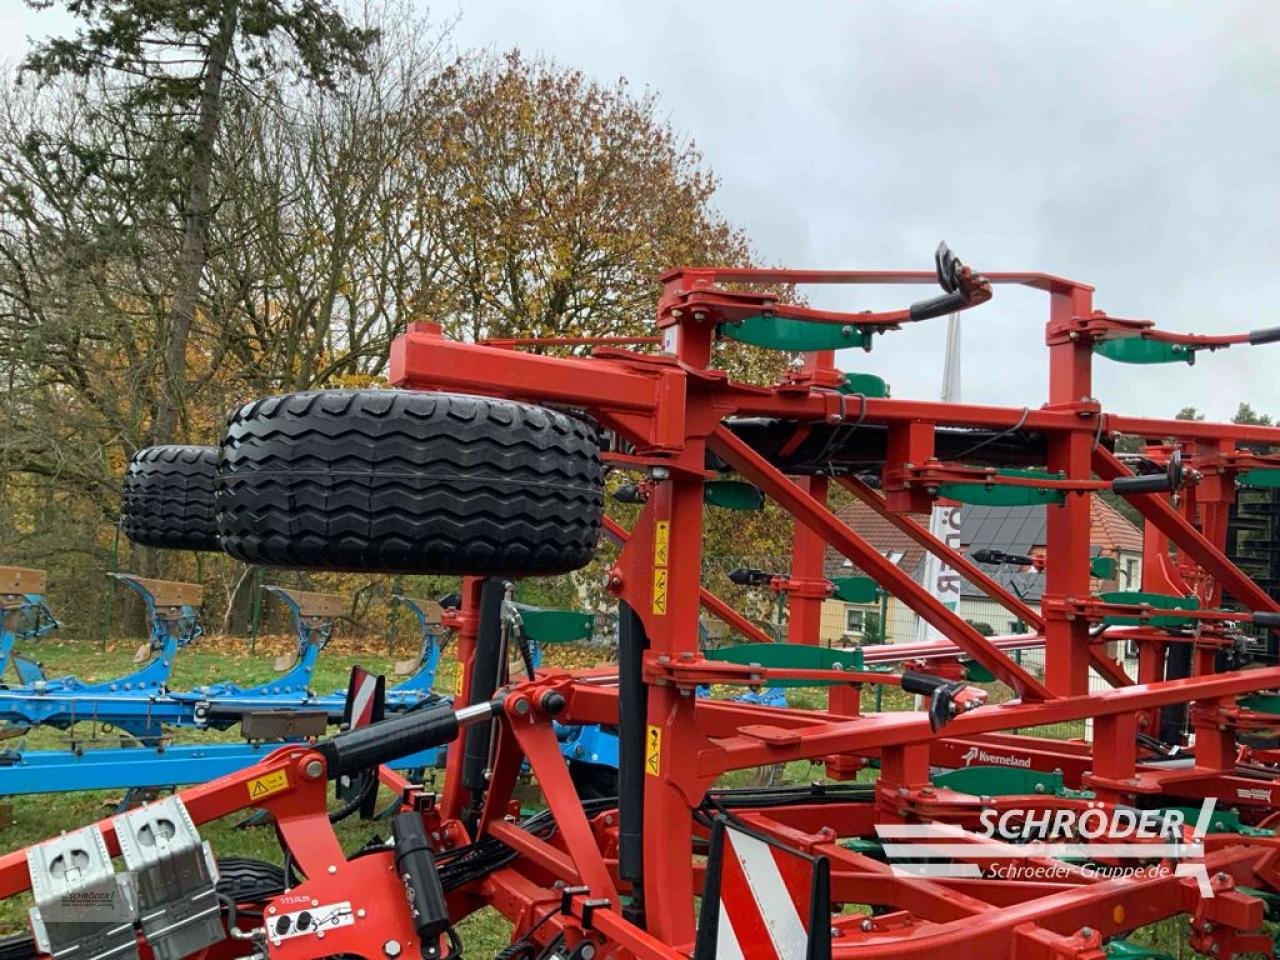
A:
[113,796,222,960]
[27,824,138,960]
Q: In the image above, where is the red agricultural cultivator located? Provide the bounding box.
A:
[8,245,1280,960]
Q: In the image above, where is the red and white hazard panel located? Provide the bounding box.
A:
[694,816,831,960]
[344,665,384,730]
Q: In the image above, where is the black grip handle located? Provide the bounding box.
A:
[1250,327,1280,346]
[908,290,970,323]
[1111,473,1174,495]
[900,670,949,697]
[316,705,460,780]
[392,812,451,946]
[1253,611,1280,629]
[1113,449,1184,497]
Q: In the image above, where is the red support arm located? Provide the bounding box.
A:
[709,425,1053,701]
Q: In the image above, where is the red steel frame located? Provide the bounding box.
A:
[386,263,1280,956]
[6,260,1280,960]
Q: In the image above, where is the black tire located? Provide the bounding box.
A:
[569,759,619,802]
[215,856,287,901]
[120,445,221,551]
[216,390,603,575]
[0,933,33,960]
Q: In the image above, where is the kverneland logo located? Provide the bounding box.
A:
[961,746,1032,769]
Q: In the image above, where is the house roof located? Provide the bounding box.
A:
[960,504,1045,554]
[824,496,1142,603]
[1089,497,1144,553]
[824,499,927,582]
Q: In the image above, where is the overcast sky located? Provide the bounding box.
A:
[4,2,1279,422]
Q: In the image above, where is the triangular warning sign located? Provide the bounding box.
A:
[251,781,269,797]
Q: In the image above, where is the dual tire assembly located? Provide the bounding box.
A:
[121,390,605,576]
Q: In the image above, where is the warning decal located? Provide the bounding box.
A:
[645,724,662,776]
[247,769,289,802]
[652,519,670,615]
[652,568,668,615]
[654,521,670,566]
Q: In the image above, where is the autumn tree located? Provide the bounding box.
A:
[0,16,779,634]
[22,0,375,444]
[407,52,752,342]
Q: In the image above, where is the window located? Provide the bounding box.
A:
[1124,557,1138,589]
[845,607,865,635]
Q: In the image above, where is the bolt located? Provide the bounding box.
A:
[650,466,670,481]
[384,940,403,958]
[1079,927,1093,939]
[841,325,854,336]
[830,926,841,938]
[327,865,337,875]
[861,919,874,932]
[304,759,324,780]
[316,931,325,941]
[268,907,276,915]
[513,698,530,716]
[580,946,597,960]
[357,909,366,919]
[311,899,320,908]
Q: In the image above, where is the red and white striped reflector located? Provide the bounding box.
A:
[344,666,385,730]
[695,817,830,960]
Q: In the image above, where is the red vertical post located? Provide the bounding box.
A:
[788,475,830,645]
[440,576,483,824]
[787,350,836,646]
[1193,699,1234,771]
[635,314,714,947]
[1043,284,1096,696]
[1090,713,1137,788]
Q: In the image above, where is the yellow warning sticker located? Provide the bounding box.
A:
[454,669,464,698]
[654,521,670,567]
[652,568,668,615]
[247,770,289,802]
[645,724,662,776]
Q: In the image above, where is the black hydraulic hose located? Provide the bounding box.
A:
[616,600,647,889]
[462,579,507,799]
